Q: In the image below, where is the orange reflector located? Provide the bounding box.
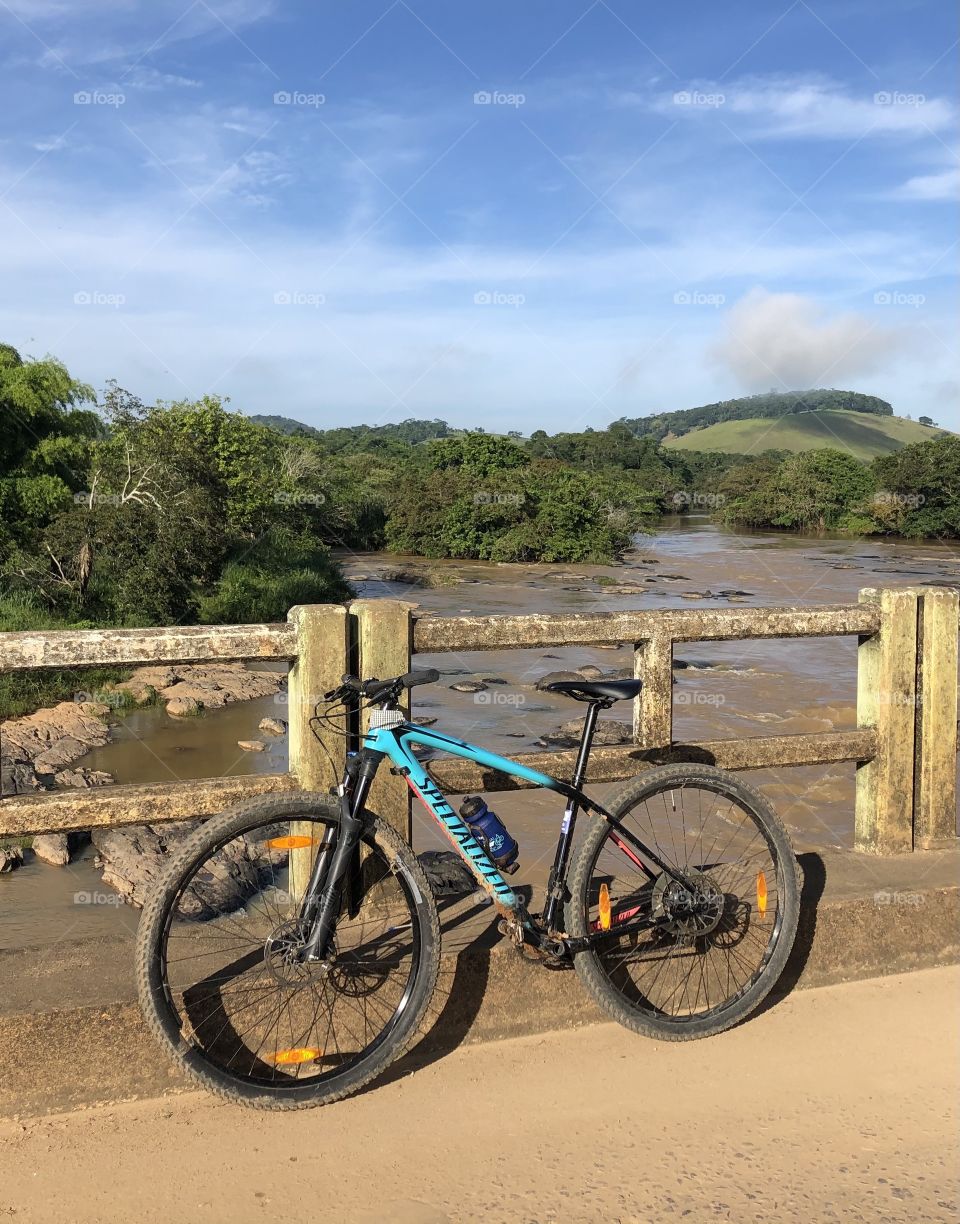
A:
[757,871,768,918]
[598,882,612,931]
[265,835,322,850]
[267,1048,322,1066]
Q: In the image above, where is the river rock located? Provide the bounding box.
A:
[1,750,46,797]
[92,822,285,916]
[0,845,24,872]
[412,716,438,726]
[167,696,202,717]
[118,663,284,711]
[258,717,287,736]
[32,834,70,867]
[0,701,112,795]
[535,671,582,690]
[450,681,487,693]
[544,719,633,747]
[418,850,478,897]
[237,739,267,752]
[53,768,114,788]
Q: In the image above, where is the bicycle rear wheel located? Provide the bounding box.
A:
[567,764,799,1040]
[136,793,440,1109]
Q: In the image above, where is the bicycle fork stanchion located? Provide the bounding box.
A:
[300,752,383,961]
[541,701,602,933]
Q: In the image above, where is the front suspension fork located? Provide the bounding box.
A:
[298,751,382,961]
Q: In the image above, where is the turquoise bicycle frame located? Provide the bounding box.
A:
[362,719,572,912]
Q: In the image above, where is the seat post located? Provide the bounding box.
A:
[570,701,603,790]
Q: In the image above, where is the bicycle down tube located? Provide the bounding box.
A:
[357,718,691,919]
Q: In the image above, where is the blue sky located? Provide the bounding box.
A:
[1,0,956,431]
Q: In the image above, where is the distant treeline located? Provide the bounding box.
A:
[617,389,893,443]
[249,414,452,451]
[2,342,956,669]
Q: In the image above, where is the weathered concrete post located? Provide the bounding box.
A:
[351,599,415,842]
[287,604,350,898]
[634,633,673,749]
[854,588,920,854]
[915,586,959,848]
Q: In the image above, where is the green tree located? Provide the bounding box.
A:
[0,346,99,559]
[871,436,960,537]
[771,450,876,531]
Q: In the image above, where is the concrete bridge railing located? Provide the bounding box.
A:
[1,587,957,856]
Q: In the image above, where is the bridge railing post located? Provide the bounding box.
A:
[854,588,920,854]
[351,599,415,842]
[286,604,350,898]
[915,586,959,848]
[634,632,673,749]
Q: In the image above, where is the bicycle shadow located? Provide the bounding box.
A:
[363,851,826,1093]
[753,850,825,1018]
[361,883,535,1091]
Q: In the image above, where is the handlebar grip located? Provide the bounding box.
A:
[402,669,439,687]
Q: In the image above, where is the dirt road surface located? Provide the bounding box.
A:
[2,966,957,1224]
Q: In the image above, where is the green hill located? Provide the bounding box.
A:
[663,411,946,461]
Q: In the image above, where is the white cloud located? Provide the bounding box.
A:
[649,75,955,140]
[892,167,960,202]
[711,288,917,391]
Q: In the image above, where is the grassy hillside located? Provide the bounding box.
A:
[663,410,946,460]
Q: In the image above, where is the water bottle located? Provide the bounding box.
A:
[459,796,520,873]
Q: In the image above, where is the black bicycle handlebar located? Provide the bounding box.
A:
[323,669,439,703]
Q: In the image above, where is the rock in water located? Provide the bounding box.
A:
[0,845,24,873]
[167,696,201,717]
[535,671,583,690]
[418,851,479,897]
[258,717,287,736]
[237,739,266,752]
[543,719,633,748]
[32,834,70,866]
[449,681,487,693]
[92,823,286,917]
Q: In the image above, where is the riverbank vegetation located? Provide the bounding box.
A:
[1,341,958,709]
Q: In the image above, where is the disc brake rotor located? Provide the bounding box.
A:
[650,870,725,938]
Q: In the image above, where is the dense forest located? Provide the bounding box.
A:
[618,389,893,443]
[1,344,957,683]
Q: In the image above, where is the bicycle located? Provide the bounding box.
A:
[136,668,800,1109]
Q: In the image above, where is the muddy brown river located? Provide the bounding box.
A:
[3,518,958,949]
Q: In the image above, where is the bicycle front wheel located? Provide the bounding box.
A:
[136,793,440,1109]
[567,764,799,1040]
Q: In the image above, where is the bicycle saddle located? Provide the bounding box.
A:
[542,678,643,704]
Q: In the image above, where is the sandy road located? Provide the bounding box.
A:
[2,966,957,1224]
